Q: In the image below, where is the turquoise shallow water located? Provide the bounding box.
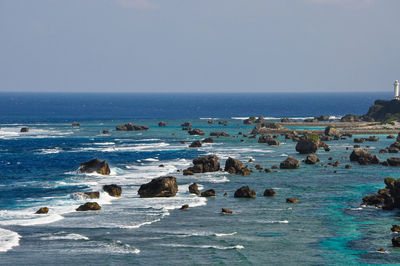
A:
[1,118,400,265]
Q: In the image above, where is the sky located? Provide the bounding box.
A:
[0,0,399,93]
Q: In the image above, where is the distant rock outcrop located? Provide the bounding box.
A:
[78,158,110,175]
[251,122,282,134]
[138,176,178,198]
[363,99,400,121]
[116,123,149,131]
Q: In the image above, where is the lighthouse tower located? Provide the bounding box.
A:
[395,80,400,100]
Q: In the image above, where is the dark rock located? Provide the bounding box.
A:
[184,155,220,175]
[189,183,200,195]
[391,225,400,232]
[263,189,276,197]
[218,120,228,126]
[35,207,49,214]
[102,130,110,134]
[221,208,233,214]
[345,164,352,169]
[83,192,100,199]
[379,149,388,154]
[188,128,205,136]
[280,156,300,169]
[286,198,298,204]
[210,132,230,137]
[224,157,251,175]
[202,137,214,143]
[271,165,278,169]
[234,186,256,198]
[362,195,385,205]
[158,122,167,127]
[280,118,291,122]
[255,164,263,170]
[387,157,400,166]
[72,122,80,126]
[305,155,319,164]
[189,140,202,148]
[78,158,110,175]
[181,122,191,130]
[341,114,362,122]
[208,119,214,124]
[179,141,186,144]
[20,127,29,133]
[116,123,149,131]
[264,168,272,173]
[354,138,366,143]
[393,237,400,247]
[201,189,216,197]
[103,184,122,197]
[223,192,228,197]
[316,115,329,121]
[138,176,178,198]
[325,126,339,136]
[180,204,189,211]
[159,164,164,167]
[367,136,379,142]
[388,146,400,153]
[388,135,395,139]
[296,139,318,154]
[76,202,101,211]
[350,149,377,165]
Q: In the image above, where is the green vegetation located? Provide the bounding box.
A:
[305,133,319,143]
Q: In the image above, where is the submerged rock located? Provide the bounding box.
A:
[138,176,178,198]
[103,184,122,197]
[76,202,101,211]
[234,186,256,198]
[222,208,233,214]
[78,158,110,175]
[286,198,298,204]
[263,189,276,197]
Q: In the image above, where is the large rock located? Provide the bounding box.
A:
[361,177,400,209]
[387,157,400,167]
[189,140,202,148]
[188,128,205,136]
[280,156,300,169]
[183,155,220,175]
[234,186,256,198]
[349,149,379,165]
[324,126,339,136]
[189,183,200,195]
[116,123,149,131]
[295,139,318,154]
[201,189,216,197]
[305,155,319,164]
[224,157,251,176]
[103,184,122,197]
[138,176,178,198]
[76,202,101,211]
[78,158,110,175]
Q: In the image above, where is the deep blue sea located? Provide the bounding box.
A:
[0,92,399,265]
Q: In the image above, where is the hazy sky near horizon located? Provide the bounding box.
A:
[1,0,399,93]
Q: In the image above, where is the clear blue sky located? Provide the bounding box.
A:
[0,0,399,93]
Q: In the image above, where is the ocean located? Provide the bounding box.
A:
[0,92,399,265]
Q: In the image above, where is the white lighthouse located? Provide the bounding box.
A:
[395,80,400,100]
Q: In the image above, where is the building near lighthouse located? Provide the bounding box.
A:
[395,80,400,100]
